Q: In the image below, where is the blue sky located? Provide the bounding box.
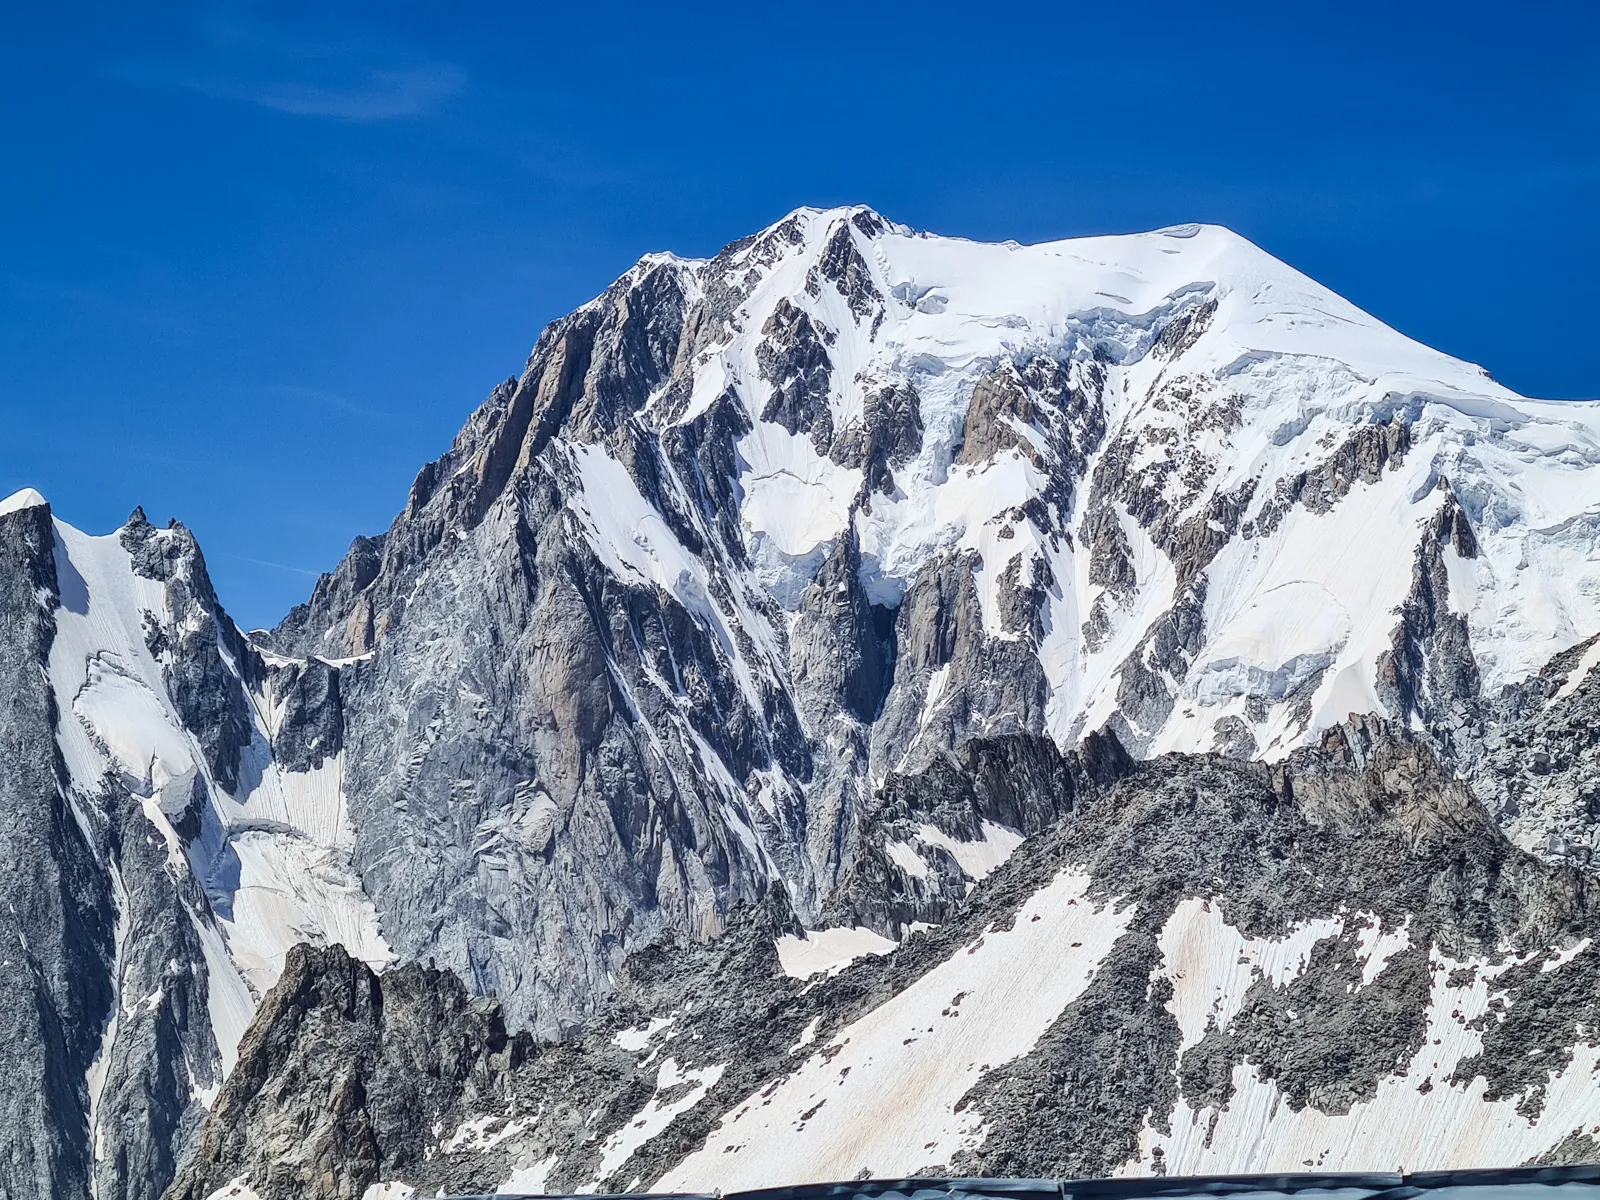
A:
[2,1,1596,630]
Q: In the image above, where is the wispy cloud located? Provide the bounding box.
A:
[222,552,322,577]
[122,8,466,122]
[271,383,395,421]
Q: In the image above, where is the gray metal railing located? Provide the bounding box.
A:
[457,1164,1600,1200]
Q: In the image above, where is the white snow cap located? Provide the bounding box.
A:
[0,487,48,516]
[577,203,1600,763]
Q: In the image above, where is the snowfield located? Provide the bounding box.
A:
[1132,901,1600,1174]
[663,872,1135,1189]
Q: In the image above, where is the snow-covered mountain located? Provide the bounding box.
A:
[262,203,1600,1024]
[0,491,390,1200]
[4,205,1600,1200]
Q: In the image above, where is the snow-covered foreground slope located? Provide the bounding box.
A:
[169,719,1600,1200]
[659,869,1137,1187]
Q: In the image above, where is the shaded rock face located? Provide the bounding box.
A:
[121,509,258,793]
[1105,581,1209,754]
[759,298,836,451]
[167,895,807,1200]
[868,550,1053,782]
[830,382,923,498]
[326,479,798,1039]
[265,657,342,772]
[88,777,224,1200]
[0,501,114,1200]
[823,731,1132,933]
[168,944,527,1200]
[172,718,1600,1197]
[1376,485,1483,732]
[1444,629,1600,873]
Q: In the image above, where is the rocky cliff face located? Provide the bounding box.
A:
[6,206,1600,1200]
[0,497,114,1200]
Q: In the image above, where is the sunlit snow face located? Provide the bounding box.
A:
[557,209,1600,765]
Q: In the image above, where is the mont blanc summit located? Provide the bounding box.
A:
[5,207,1600,1200]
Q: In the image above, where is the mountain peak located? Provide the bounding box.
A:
[0,487,48,517]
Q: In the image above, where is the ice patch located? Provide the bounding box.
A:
[774,926,898,979]
[613,1016,675,1053]
[442,1112,535,1154]
[747,533,832,611]
[789,1015,821,1053]
[73,654,198,811]
[204,1177,262,1200]
[1193,650,1335,704]
[214,825,393,998]
[1542,938,1593,973]
[593,1058,725,1184]
[884,839,931,879]
[1553,640,1600,705]
[915,820,1024,883]
[566,442,714,617]
[1353,916,1412,987]
[498,1155,559,1195]
[1156,898,1345,1055]
[737,423,861,559]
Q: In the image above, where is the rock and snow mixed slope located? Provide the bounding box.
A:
[168,719,1600,1200]
[4,204,1600,1200]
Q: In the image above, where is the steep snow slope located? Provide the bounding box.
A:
[584,211,1600,750]
[48,511,391,1061]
